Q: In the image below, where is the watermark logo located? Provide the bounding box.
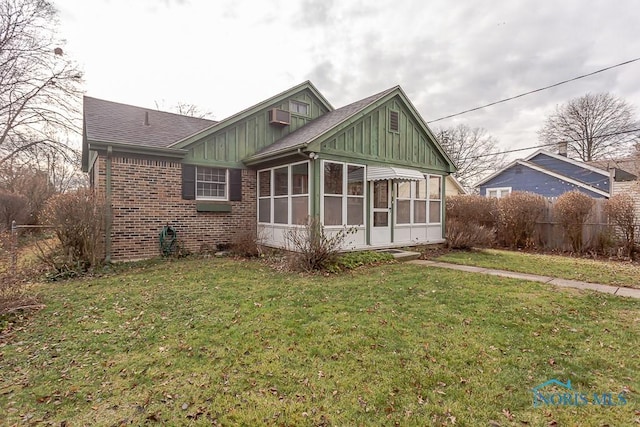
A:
[532,379,627,407]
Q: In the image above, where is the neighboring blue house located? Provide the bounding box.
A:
[475,149,613,199]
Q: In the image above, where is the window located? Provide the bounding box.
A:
[486,187,511,199]
[257,162,309,225]
[289,100,309,116]
[273,167,288,224]
[428,175,442,224]
[389,110,399,132]
[347,165,365,225]
[258,170,271,223]
[291,163,309,224]
[394,178,428,225]
[196,167,227,200]
[396,181,412,224]
[322,161,365,226]
[414,179,427,223]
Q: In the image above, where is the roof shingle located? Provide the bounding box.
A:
[84,96,216,148]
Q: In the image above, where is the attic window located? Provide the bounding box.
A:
[289,100,309,116]
[389,110,399,132]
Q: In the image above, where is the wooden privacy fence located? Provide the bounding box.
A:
[534,197,635,252]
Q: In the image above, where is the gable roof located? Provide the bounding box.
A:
[525,149,609,177]
[83,96,216,148]
[244,86,398,162]
[243,85,456,172]
[170,80,334,149]
[475,158,609,197]
[587,156,639,181]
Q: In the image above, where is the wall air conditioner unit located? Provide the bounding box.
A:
[268,108,291,126]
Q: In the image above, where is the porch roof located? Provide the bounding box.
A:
[366,166,425,181]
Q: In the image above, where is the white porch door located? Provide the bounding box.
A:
[370,180,391,245]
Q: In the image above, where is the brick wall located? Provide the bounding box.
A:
[95,154,257,261]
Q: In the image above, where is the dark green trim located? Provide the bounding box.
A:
[89,140,188,159]
[171,81,334,149]
[196,202,232,212]
[318,151,450,175]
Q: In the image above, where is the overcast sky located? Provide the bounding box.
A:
[54,0,640,161]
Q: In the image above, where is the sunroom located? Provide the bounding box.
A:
[255,159,445,250]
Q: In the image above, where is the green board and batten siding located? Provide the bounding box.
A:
[314,98,449,173]
[182,90,330,168]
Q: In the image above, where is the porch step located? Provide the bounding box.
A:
[377,249,422,262]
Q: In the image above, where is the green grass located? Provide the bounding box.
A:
[1,257,638,426]
[436,248,640,289]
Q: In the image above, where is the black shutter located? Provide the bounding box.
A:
[229,168,242,201]
[182,164,196,200]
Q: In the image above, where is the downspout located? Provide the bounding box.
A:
[105,146,113,263]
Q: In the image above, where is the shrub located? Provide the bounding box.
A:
[0,190,28,231]
[41,189,105,273]
[446,195,498,228]
[285,217,356,272]
[554,191,595,252]
[605,193,637,258]
[446,220,495,249]
[445,195,498,248]
[230,228,264,258]
[497,192,546,248]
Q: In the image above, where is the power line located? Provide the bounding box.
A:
[427,57,640,124]
[468,127,640,160]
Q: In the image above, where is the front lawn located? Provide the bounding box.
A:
[1,258,638,425]
[435,248,640,289]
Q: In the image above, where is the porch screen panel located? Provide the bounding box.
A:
[347,165,365,225]
[396,181,411,224]
[324,162,343,225]
[258,170,271,223]
[428,175,442,224]
[414,179,427,223]
[273,167,289,224]
[291,163,309,224]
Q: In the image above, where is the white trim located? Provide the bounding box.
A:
[474,159,520,187]
[195,166,228,201]
[367,166,425,181]
[446,175,468,195]
[477,160,609,197]
[321,160,366,227]
[525,149,609,177]
[485,187,512,198]
[475,149,609,189]
[257,161,310,225]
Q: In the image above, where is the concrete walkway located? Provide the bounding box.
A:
[408,260,640,299]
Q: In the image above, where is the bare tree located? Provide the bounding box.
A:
[0,0,83,167]
[155,100,214,119]
[435,124,506,189]
[538,93,639,161]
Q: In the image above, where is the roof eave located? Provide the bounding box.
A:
[87,139,188,159]
[243,144,308,166]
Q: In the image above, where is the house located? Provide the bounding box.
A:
[445,175,468,196]
[82,81,456,261]
[474,149,634,199]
